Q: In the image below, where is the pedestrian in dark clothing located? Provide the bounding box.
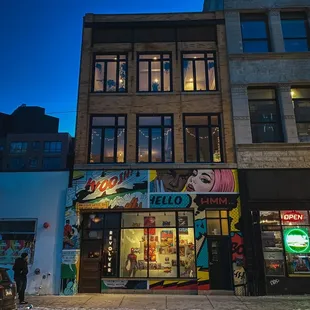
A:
[13,252,28,305]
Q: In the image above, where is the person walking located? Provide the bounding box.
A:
[13,252,28,305]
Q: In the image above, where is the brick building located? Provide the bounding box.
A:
[204,0,310,295]
[62,12,245,296]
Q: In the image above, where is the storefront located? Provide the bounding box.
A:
[61,169,245,295]
[239,169,310,295]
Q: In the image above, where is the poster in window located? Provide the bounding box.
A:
[144,217,156,235]
[160,230,173,247]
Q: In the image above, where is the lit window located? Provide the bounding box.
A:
[10,142,28,153]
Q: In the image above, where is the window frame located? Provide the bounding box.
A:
[136,52,173,93]
[92,53,128,93]
[240,13,271,53]
[181,51,218,92]
[183,113,224,163]
[44,141,62,153]
[88,114,127,164]
[10,142,28,154]
[248,87,284,143]
[136,114,175,163]
[281,12,310,52]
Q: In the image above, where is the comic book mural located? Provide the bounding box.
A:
[61,169,245,295]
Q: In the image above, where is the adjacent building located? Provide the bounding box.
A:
[204,0,310,295]
[0,105,74,171]
[61,12,245,295]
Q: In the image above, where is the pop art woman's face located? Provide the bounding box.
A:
[186,169,215,192]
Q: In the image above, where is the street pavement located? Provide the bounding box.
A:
[18,294,310,310]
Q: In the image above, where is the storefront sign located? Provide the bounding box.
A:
[284,228,310,253]
[107,231,114,273]
[62,249,80,264]
[103,229,119,277]
[76,202,109,209]
[281,211,304,222]
[149,194,192,209]
[194,194,239,210]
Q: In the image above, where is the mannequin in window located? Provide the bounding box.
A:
[125,248,137,277]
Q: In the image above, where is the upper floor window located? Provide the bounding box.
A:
[281,12,310,52]
[93,54,127,92]
[10,142,28,153]
[241,14,270,53]
[89,115,126,163]
[137,115,173,163]
[43,157,62,170]
[248,88,283,143]
[291,87,310,142]
[138,53,172,92]
[32,141,40,150]
[183,114,222,163]
[182,52,217,91]
[29,158,38,168]
[44,141,62,153]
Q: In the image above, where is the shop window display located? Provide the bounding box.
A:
[120,211,196,278]
[259,211,310,277]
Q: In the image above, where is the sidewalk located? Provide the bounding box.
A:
[22,294,310,310]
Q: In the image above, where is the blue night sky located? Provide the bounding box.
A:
[0,0,204,136]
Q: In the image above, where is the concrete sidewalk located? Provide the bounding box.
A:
[22,294,310,310]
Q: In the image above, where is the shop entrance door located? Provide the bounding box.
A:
[208,237,233,290]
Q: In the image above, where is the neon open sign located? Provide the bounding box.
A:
[282,211,304,222]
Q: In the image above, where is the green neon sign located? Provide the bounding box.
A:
[284,228,310,254]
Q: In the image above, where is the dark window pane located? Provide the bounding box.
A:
[294,100,310,122]
[151,62,161,92]
[139,117,161,126]
[10,142,28,153]
[139,54,160,60]
[151,128,162,162]
[43,157,61,170]
[248,88,275,100]
[208,60,216,90]
[90,129,102,163]
[185,115,208,126]
[195,60,206,91]
[185,128,197,162]
[106,62,117,92]
[138,129,149,162]
[212,127,222,162]
[281,19,307,38]
[183,53,204,59]
[117,129,125,163]
[198,128,210,162]
[96,55,117,60]
[251,123,282,143]
[93,117,115,126]
[104,129,115,162]
[284,39,309,52]
[163,61,171,91]
[0,220,36,232]
[139,62,149,91]
[249,101,278,123]
[94,62,104,92]
[164,116,172,126]
[164,128,173,162]
[297,123,310,142]
[241,21,268,39]
[211,115,219,125]
[243,40,269,53]
[183,60,194,91]
[118,117,125,126]
[29,158,38,168]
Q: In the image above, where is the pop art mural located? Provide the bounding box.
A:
[61,169,245,295]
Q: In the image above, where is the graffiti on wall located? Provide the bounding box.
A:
[102,280,147,290]
[62,169,244,294]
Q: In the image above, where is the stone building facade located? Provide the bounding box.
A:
[204,0,310,296]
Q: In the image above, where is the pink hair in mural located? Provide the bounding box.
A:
[185,169,235,193]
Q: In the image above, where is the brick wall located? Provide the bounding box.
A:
[75,15,235,167]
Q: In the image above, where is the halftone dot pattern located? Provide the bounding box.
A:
[229,198,241,232]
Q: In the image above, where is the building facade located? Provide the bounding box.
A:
[204,0,310,295]
[61,12,245,295]
[0,105,74,171]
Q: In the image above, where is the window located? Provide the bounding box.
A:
[281,13,310,52]
[120,211,196,278]
[241,14,270,53]
[248,88,283,143]
[10,142,28,153]
[182,52,217,91]
[259,211,310,277]
[183,114,222,163]
[44,141,62,153]
[291,88,310,142]
[138,53,172,92]
[137,115,173,163]
[43,157,62,170]
[9,157,25,170]
[32,141,40,150]
[89,115,126,163]
[0,220,36,264]
[206,210,229,235]
[93,54,127,92]
[29,158,38,168]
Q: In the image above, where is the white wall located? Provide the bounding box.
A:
[0,171,69,295]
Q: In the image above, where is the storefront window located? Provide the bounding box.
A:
[206,210,229,235]
[120,211,195,278]
[260,211,310,277]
